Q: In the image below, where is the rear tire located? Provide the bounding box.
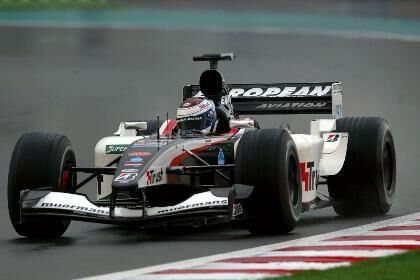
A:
[235,129,302,234]
[8,132,76,238]
[327,117,396,216]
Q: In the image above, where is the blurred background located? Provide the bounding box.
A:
[0,1,419,279]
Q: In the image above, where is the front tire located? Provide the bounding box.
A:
[327,117,396,216]
[235,128,302,234]
[8,132,76,238]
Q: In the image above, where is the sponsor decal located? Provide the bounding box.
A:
[195,86,332,98]
[300,161,318,191]
[128,151,152,157]
[256,102,328,109]
[178,116,203,122]
[132,140,171,147]
[335,104,343,119]
[326,134,340,142]
[121,169,138,173]
[124,163,144,167]
[232,203,244,217]
[40,203,109,215]
[114,172,138,183]
[229,86,331,97]
[106,144,128,154]
[157,199,228,214]
[146,168,164,185]
[130,157,144,163]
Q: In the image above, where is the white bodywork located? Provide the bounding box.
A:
[95,132,236,199]
[291,134,323,203]
[27,119,349,221]
[95,135,143,200]
[95,117,348,205]
[310,119,348,176]
[31,191,227,218]
[134,136,231,188]
[290,119,348,203]
[114,121,148,136]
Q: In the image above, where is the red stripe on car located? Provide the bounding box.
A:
[170,140,225,166]
[161,120,177,137]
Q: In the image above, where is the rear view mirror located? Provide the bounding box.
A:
[124,121,147,130]
[229,118,255,129]
[114,121,148,136]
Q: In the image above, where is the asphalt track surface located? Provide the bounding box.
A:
[0,13,420,280]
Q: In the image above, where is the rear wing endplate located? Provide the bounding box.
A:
[183,82,343,118]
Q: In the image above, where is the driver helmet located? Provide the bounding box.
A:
[176,97,217,135]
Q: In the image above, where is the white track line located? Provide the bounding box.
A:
[77,212,420,280]
[124,273,278,280]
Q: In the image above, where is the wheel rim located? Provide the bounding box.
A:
[61,170,70,192]
[288,154,299,207]
[383,141,394,194]
[60,150,75,193]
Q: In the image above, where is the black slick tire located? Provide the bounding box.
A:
[8,132,76,238]
[327,117,396,216]
[235,128,302,234]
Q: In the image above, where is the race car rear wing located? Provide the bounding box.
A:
[183,82,343,118]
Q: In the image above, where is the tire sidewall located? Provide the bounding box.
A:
[277,137,302,225]
[327,117,397,216]
[235,128,302,233]
[8,133,76,238]
[375,125,396,211]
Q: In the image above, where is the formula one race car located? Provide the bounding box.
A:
[8,53,396,238]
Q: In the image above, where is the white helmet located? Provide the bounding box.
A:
[176,97,217,135]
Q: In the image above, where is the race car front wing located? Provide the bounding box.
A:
[19,190,229,226]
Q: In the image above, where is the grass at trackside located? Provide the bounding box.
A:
[266,250,420,280]
[0,0,117,10]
